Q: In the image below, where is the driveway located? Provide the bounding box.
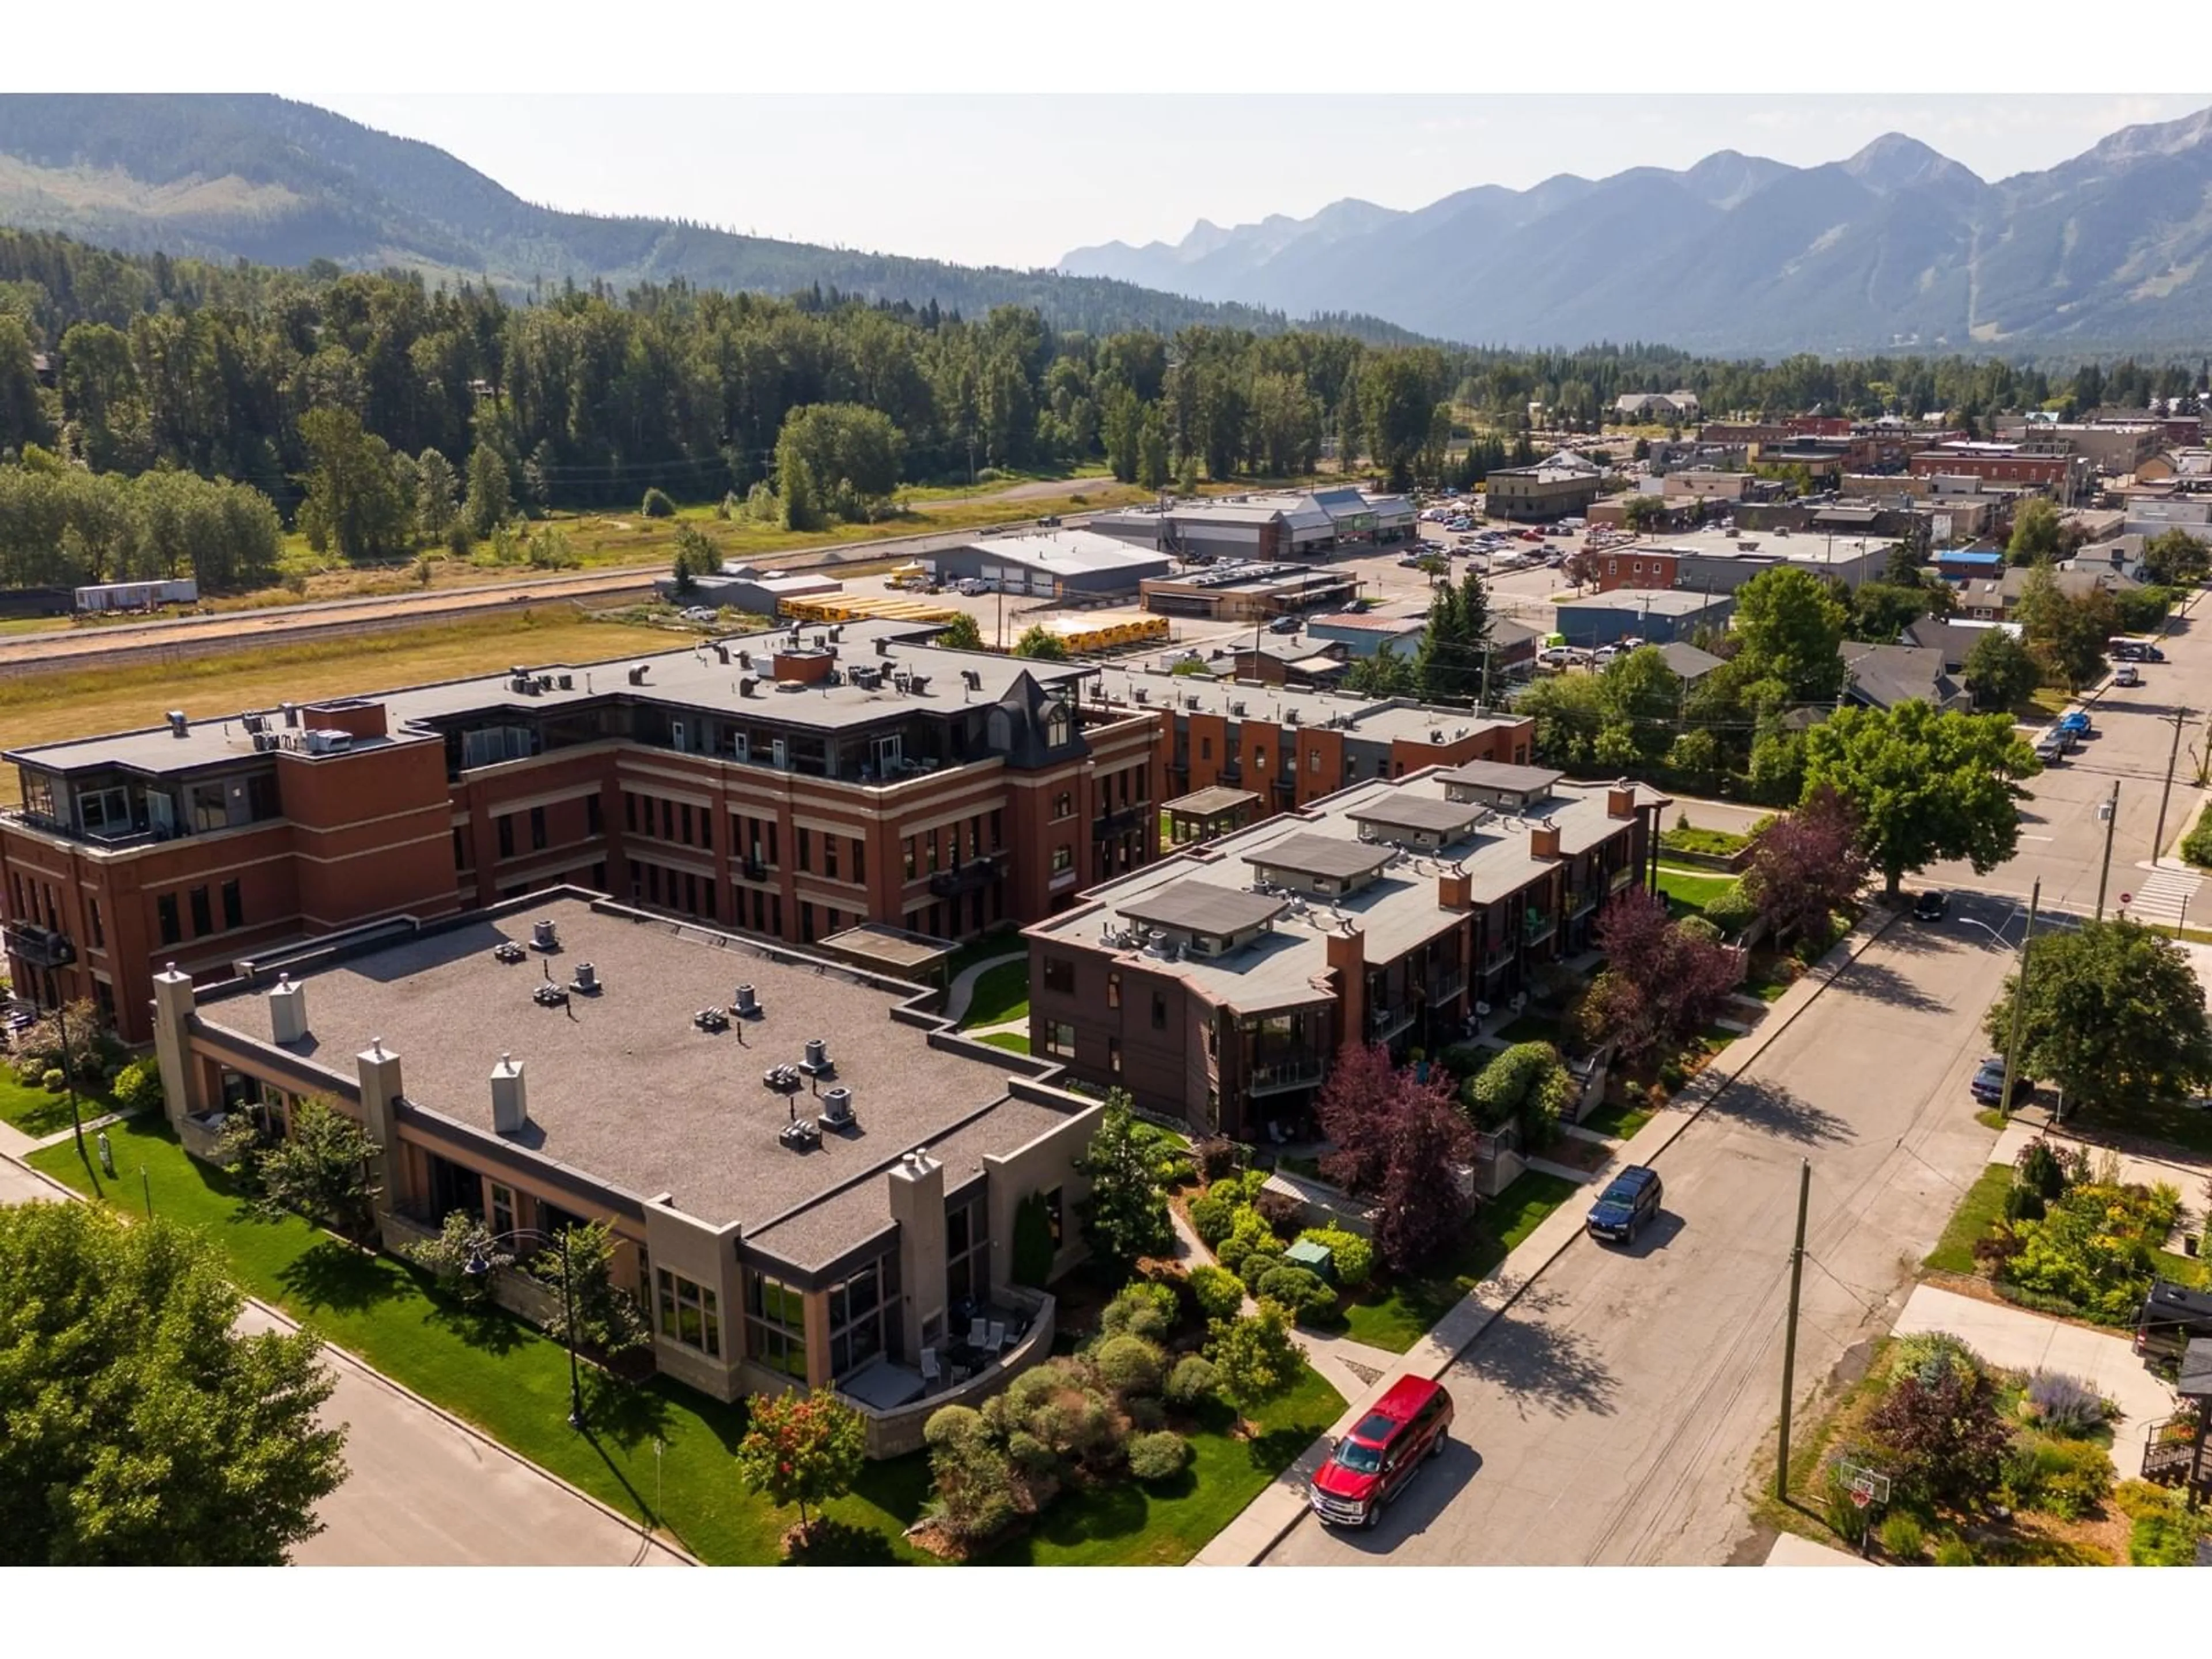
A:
[1263,902,2017,1565]
[1891,1283,2173,1438]
[2,1153,688,1566]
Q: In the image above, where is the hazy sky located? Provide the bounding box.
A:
[306,94,2212,271]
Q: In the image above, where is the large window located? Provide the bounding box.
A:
[188,886,213,937]
[656,1268,724,1359]
[946,1191,990,1312]
[747,1271,809,1379]
[157,893,180,946]
[220,880,243,931]
[1043,1021,1075,1058]
[1042,957,1074,995]
[828,1252,898,1377]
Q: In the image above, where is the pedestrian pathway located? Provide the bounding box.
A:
[944,950,1024,1025]
[1763,1533,1873,1567]
[2120,865,2201,929]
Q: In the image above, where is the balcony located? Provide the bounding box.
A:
[1610,865,1637,892]
[929,854,1008,899]
[1248,1055,1325,1095]
[2,921,77,969]
[1566,887,1599,920]
[1523,909,1557,948]
[1427,965,1467,1003]
[738,858,768,883]
[1481,939,1517,975]
[1366,1003,1416,1044]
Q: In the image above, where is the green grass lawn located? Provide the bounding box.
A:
[2066,1096,2212,1161]
[0,1072,120,1138]
[944,929,1023,982]
[1660,825,1749,858]
[1923,1163,2013,1275]
[1338,1170,1582,1353]
[978,1031,1032,1055]
[1656,868,1733,920]
[975,1365,1343,1566]
[31,1113,1323,1567]
[959,959,1031,1029]
[1580,1099,1654,1141]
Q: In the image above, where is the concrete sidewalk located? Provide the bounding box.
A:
[1892,1282,2175,1435]
[1195,901,1902,1566]
[1990,1119,2210,1205]
[2,1146,693,1566]
[1763,1533,1873,1567]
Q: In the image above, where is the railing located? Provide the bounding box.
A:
[1610,865,1637,891]
[1094,805,1145,837]
[1367,1003,1415,1043]
[929,854,1007,899]
[2142,1419,2209,1486]
[1428,966,1467,1003]
[1248,1055,1325,1094]
[1481,941,1517,974]
[739,858,768,882]
[1567,887,1599,919]
[1524,912,1557,946]
[5,809,169,853]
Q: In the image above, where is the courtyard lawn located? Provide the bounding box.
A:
[1493,1013,1565,1048]
[1656,868,1733,921]
[978,1031,1032,1055]
[1580,1099,1654,1142]
[1923,1163,2014,1275]
[976,1363,1344,1566]
[1338,1170,1582,1353]
[959,959,1031,1029]
[0,1072,120,1138]
[1659,825,1749,859]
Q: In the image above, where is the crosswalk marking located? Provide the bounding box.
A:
[2122,868,2201,927]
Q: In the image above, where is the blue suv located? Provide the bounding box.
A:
[1586,1165,1664,1245]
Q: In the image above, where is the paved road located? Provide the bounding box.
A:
[0,1154,687,1566]
[1264,896,2017,1566]
[1924,597,2211,918]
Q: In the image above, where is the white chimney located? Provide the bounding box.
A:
[490,1052,528,1134]
[268,974,308,1044]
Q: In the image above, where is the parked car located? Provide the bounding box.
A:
[1586,1165,1664,1245]
[1969,1056,2028,1107]
[679,605,718,624]
[2134,1279,2212,1368]
[2113,664,2143,687]
[1913,891,1949,922]
[956,578,991,596]
[2033,735,2067,764]
[1308,1375,1453,1528]
[1267,615,1301,635]
[2058,711,2094,738]
[1537,645,1584,668]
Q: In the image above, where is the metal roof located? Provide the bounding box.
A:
[1114,881,1287,937]
[1242,832,1394,882]
[1347,796,1488,839]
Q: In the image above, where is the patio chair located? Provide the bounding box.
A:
[968,1315,990,1349]
[919,1347,941,1387]
[986,1320,1007,1353]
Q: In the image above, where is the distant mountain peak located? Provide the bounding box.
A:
[2083,104,2212,166]
[1840,132,1980,192]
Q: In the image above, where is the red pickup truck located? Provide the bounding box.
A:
[1307,1374,1453,1528]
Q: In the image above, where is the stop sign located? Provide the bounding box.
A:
[2120,892,2133,906]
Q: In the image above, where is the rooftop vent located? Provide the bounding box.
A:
[800,1037,835,1077]
[556,672,573,690]
[820,1085,855,1128]
[532,982,570,1008]
[570,961,600,994]
[714,643,730,665]
[493,941,527,964]
[627,665,650,685]
[268,974,308,1044]
[694,1006,730,1032]
[531,918,560,952]
[763,1062,803,1093]
[166,710,189,738]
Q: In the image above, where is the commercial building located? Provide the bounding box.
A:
[1025,767,1666,1137]
[1991,419,2164,475]
[1908,443,2091,501]
[1,619,1162,1043]
[147,889,1100,1450]
[1552,589,1736,646]
[926,529,1171,597]
[654,570,840,614]
[1303,613,1427,660]
[1484,465,1605,522]
[1139,561,1358,623]
[1090,488,1414,561]
[1584,529,1888,596]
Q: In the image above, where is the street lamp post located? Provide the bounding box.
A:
[468,1226,585,1429]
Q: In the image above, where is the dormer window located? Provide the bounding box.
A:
[1044,703,1073,747]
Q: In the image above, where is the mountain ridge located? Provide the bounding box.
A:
[1060,107,2212,351]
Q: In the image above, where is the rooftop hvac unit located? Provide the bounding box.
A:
[820,1086,855,1127]
[570,961,600,994]
[714,644,730,665]
[281,703,300,728]
[907,673,931,694]
[531,918,560,952]
[252,732,276,752]
[738,650,753,670]
[732,983,760,1017]
[556,673,574,690]
[166,710,189,738]
[800,1037,834,1077]
[536,675,554,692]
[1230,701,1246,716]
[875,637,891,657]
[1285,709,1301,725]
[961,669,982,691]
[1132,688,1149,703]
[693,1006,730,1032]
[627,665,649,685]
[304,729,352,755]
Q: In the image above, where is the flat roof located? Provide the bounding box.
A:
[816,922,956,976]
[1556,589,1733,616]
[1306,613,1424,632]
[1084,662,1522,751]
[12,618,1094,778]
[1438,760,1563,795]
[1030,772,1667,1016]
[1166,785,1262,816]
[1346,796,1488,838]
[950,529,1168,575]
[194,894,1061,1243]
[1243,832,1395,883]
[1114,881,1287,937]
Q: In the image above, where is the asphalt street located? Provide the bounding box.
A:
[1264,896,2020,1565]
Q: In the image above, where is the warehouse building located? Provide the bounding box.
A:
[927,529,1170,596]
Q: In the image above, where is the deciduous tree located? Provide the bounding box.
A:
[935,612,983,651]
[251,1096,382,1245]
[1744,786,1869,945]
[1727,565,1849,703]
[533,1219,650,1357]
[1961,628,2038,711]
[1205,1299,1303,1412]
[2006,497,2063,565]
[734,1387,868,1544]
[1799,702,2037,897]
[1982,918,2212,1120]
[294,407,412,562]
[1074,1093,1173,1274]
[1581,886,1745,1066]
[0,1202,346,1565]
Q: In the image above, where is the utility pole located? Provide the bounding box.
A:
[2094,781,2120,921]
[1998,879,2041,1119]
[2153,706,2193,870]
[1774,1157,1812,1502]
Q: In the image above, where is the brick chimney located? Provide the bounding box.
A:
[1325,925,1366,1052]
[1607,784,1637,820]
[1438,870,1472,910]
[1530,823,1561,859]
